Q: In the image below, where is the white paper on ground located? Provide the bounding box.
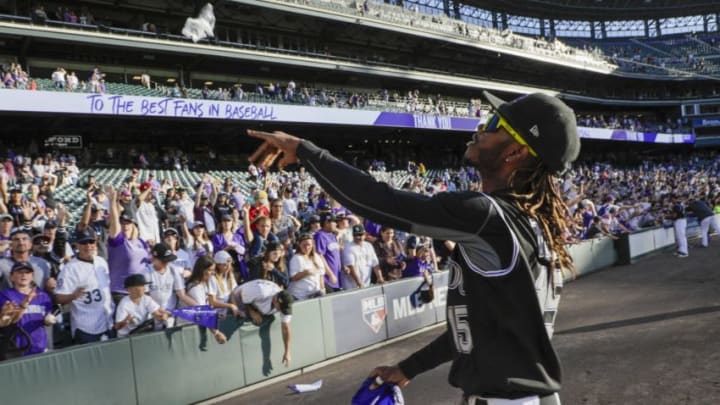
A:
[289,379,323,393]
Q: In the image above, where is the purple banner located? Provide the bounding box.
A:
[579,127,694,144]
[373,112,480,131]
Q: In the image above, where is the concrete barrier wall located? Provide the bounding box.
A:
[0,230,665,404]
[567,237,617,279]
[0,339,136,405]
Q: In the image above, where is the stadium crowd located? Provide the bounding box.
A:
[1,60,694,132]
[576,114,691,134]
[0,146,719,360]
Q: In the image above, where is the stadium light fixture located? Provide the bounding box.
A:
[167,78,176,83]
[204,81,214,86]
[132,76,141,81]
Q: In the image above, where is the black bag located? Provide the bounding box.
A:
[128,319,156,336]
[0,325,32,360]
[409,279,435,308]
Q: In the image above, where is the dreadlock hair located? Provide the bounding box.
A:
[506,160,576,277]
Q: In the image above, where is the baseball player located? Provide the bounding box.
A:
[231,279,294,366]
[669,194,688,257]
[688,194,720,248]
[54,228,113,344]
[247,90,579,404]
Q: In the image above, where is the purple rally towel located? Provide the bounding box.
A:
[171,305,218,329]
[351,377,405,405]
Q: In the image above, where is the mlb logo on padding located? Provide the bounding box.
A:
[361,295,386,334]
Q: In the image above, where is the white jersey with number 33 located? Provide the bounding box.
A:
[56,257,113,335]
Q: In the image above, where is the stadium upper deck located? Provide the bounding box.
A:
[2,0,720,105]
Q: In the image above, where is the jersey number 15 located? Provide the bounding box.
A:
[448,305,473,354]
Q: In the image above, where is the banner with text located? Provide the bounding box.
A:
[0,90,696,142]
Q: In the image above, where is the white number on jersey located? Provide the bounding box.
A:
[448,305,473,354]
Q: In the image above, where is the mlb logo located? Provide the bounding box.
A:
[361,295,386,334]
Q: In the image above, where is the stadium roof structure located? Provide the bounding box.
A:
[465,0,720,21]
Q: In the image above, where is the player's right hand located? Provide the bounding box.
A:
[369,366,410,387]
[246,130,300,170]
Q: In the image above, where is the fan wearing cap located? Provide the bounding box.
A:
[180,219,214,267]
[0,213,14,254]
[402,243,435,281]
[77,189,109,261]
[142,243,198,315]
[117,188,134,217]
[363,219,382,243]
[211,212,248,280]
[280,186,298,217]
[40,215,74,265]
[313,213,342,292]
[114,274,170,338]
[209,251,239,316]
[0,227,53,293]
[341,225,381,290]
[305,214,321,234]
[134,181,161,245]
[334,211,355,247]
[0,261,54,356]
[297,200,316,225]
[193,180,218,236]
[213,192,233,222]
[54,228,113,344]
[161,228,193,278]
[248,91,579,404]
[103,185,149,304]
[231,279,294,366]
[30,230,67,284]
[6,188,29,227]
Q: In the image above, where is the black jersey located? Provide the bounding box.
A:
[688,199,714,221]
[671,202,686,220]
[297,141,562,398]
